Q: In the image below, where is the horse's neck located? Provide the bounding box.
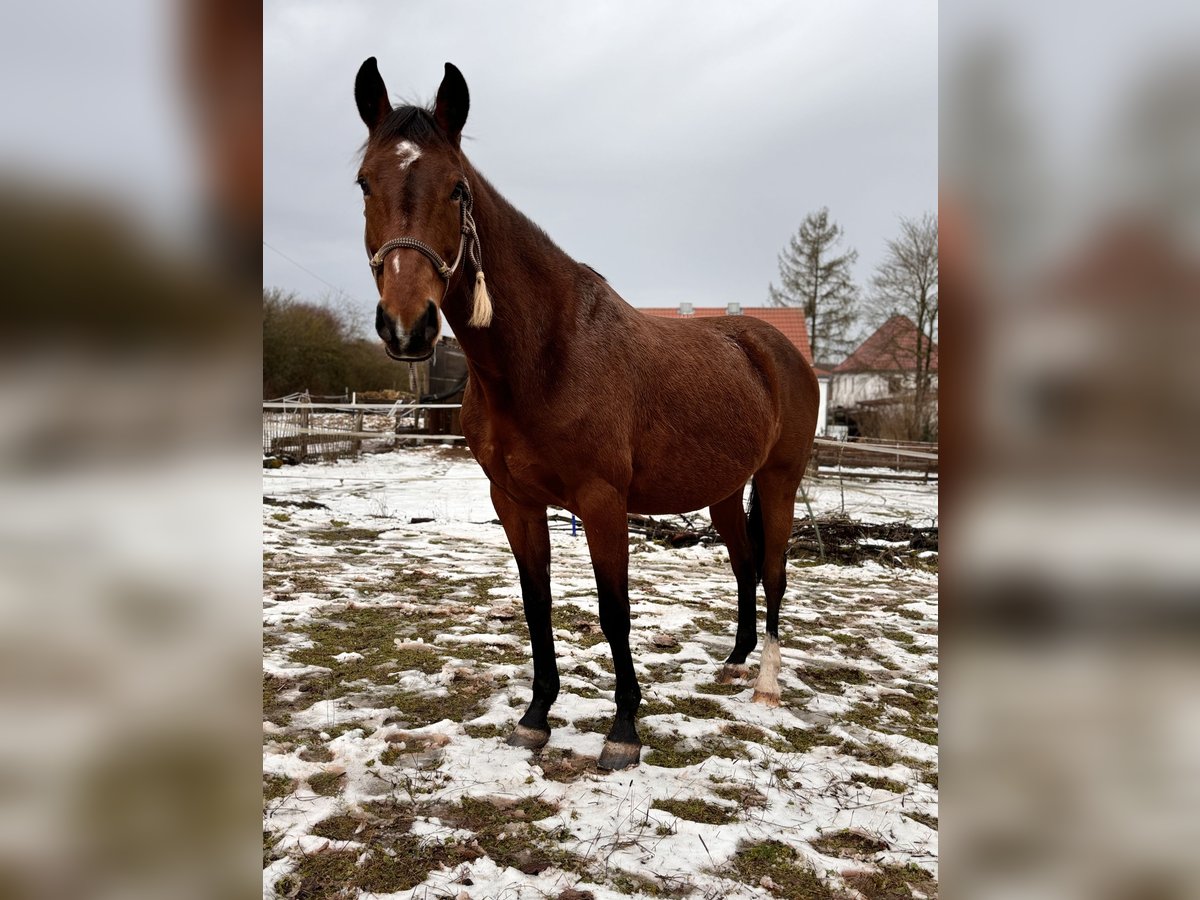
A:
[441,172,580,390]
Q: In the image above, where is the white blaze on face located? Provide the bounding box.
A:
[394,140,421,170]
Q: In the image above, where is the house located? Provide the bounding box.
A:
[639,303,829,434]
[829,315,938,439]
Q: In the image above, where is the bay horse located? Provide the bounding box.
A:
[353,59,819,770]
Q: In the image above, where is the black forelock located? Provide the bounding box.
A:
[374,105,444,147]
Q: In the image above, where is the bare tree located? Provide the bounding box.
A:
[768,207,860,365]
[869,213,939,440]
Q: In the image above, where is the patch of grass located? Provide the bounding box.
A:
[308,771,346,796]
[842,863,938,899]
[777,726,841,754]
[324,721,371,740]
[463,722,509,739]
[287,605,451,705]
[726,841,842,899]
[692,616,730,635]
[831,632,871,654]
[670,696,724,719]
[609,869,693,897]
[843,701,886,729]
[721,723,768,743]
[299,743,334,763]
[382,679,493,729]
[642,729,740,768]
[652,797,738,825]
[905,811,938,830]
[375,569,461,606]
[535,747,596,783]
[262,673,300,726]
[710,783,768,809]
[270,512,290,522]
[811,829,889,859]
[306,525,383,543]
[696,681,742,695]
[276,850,358,899]
[424,796,581,878]
[310,814,363,842]
[643,662,685,683]
[263,773,294,802]
[838,740,900,768]
[564,684,602,699]
[435,795,558,830]
[799,664,870,694]
[571,716,610,735]
[640,698,676,716]
[880,627,916,646]
[263,829,283,868]
[921,770,938,789]
[851,774,908,794]
[551,602,607,648]
[779,684,816,707]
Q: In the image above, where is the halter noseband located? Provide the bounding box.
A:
[368,181,492,328]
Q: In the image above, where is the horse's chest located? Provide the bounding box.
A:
[464,418,568,509]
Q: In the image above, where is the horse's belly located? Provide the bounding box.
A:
[627,464,754,514]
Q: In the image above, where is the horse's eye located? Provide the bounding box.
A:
[450,183,464,202]
[357,176,370,197]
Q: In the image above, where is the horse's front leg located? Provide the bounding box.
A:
[491,485,558,749]
[579,487,641,770]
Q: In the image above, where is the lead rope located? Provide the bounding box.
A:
[460,191,492,327]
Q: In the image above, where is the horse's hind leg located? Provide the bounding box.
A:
[491,485,558,749]
[708,488,759,681]
[749,468,801,707]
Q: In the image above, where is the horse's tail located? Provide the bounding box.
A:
[747,477,765,585]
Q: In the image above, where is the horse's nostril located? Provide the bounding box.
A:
[375,304,395,343]
[421,300,439,341]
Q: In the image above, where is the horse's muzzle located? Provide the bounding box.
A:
[377,301,439,361]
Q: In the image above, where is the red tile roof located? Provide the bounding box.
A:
[834,315,938,373]
[638,306,813,365]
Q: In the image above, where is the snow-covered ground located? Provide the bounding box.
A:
[263,448,938,899]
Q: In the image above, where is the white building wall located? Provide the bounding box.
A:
[816,376,829,435]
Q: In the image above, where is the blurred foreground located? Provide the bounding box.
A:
[943,3,1200,898]
[0,1,261,898]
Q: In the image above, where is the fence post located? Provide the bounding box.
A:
[297,391,312,462]
[352,410,364,457]
[298,405,310,462]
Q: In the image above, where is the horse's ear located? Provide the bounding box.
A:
[355,57,392,131]
[434,62,469,147]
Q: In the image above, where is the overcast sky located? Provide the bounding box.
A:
[264,0,937,332]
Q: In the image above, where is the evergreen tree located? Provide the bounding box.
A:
[767,208,859,365]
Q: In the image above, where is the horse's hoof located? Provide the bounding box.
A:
[716,664,752,684]
[506,724,550,749]
[597,741,641,770]
[751,690,781,708]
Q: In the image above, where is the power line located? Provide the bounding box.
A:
[263,240,357,301]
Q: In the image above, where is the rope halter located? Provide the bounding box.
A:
[368,181,492,328]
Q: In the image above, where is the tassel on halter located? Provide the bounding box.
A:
[470,269,493,328]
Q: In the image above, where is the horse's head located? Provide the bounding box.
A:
[354,58,489,361]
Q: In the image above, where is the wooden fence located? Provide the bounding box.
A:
[811,436,938,478]
[264,401,938,478]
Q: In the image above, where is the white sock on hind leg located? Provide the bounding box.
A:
[752,633,781,706]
